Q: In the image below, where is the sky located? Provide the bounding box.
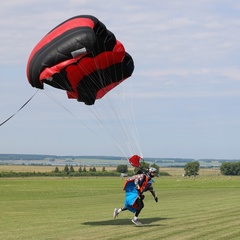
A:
[0,0,240,160]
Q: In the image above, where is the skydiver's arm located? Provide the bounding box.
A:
[133,174,144,189]
[128,174,143,182]
[149,186,158,202]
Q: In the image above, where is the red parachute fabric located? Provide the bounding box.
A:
[129,155,141,168]
[26,15,134,105]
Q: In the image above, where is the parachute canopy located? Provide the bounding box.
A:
[26,15,134,105]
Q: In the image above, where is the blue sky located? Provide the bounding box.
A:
[0,0,240,160]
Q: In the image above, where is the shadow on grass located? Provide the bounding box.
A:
[83,217,169,226]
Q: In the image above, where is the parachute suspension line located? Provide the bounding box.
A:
[41,89,97,135]
[87,105,129,160]
[39,52,140,160]
[88,47,142,159]
[0,90,38,127]
[119,76,142,157]
[70,54,129,159]
[117,80,142,157]
[119,67,141,156]
[52,54,141,160]
[42,73,125,154]
[126,77,143,157]
[88,51,135,159]
[105,90,136,156]
[78,52,131,159]
[92,39,142,158]
[42,60,129,157]
[105,51,142,157]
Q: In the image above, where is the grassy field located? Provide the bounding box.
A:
[0,173,239,240]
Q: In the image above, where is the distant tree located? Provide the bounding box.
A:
[233,162,240,175]
[83,167,87,172]
[140,161,150,171]
[54,167,59,173]
[220,162,232,175]
[220,162,240,175]
[150,163,160,174]
[69,165,75,172]
[134,161,150,173]
[102,167,106,172]
[184,161,200,176]
[78,166,82,172]
[116,164,128,173]
[89,167,97,172]
[64,165,69,173]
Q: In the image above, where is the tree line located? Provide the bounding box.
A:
[1,161,239,178]
[0,162,171,178]
[0,165,119,178]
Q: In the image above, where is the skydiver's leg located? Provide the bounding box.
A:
[132,198,144,225]
[134,198,144,217]
[121,206,128,211]
[113,207,127,219]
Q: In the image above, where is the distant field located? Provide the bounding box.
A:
[163,167,221,176]
[0,176,239,240]
[0,165,119,173]
[0,165,220,176]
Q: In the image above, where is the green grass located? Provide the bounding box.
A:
[0,176,240,240]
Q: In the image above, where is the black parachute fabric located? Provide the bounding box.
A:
[26,15,134,105]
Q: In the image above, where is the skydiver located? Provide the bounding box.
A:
[113,167,158,225]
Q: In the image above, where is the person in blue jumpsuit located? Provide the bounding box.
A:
[113,167,158,225]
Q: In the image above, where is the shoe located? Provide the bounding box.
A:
[131,218,142,226]
[113,208,119,219]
